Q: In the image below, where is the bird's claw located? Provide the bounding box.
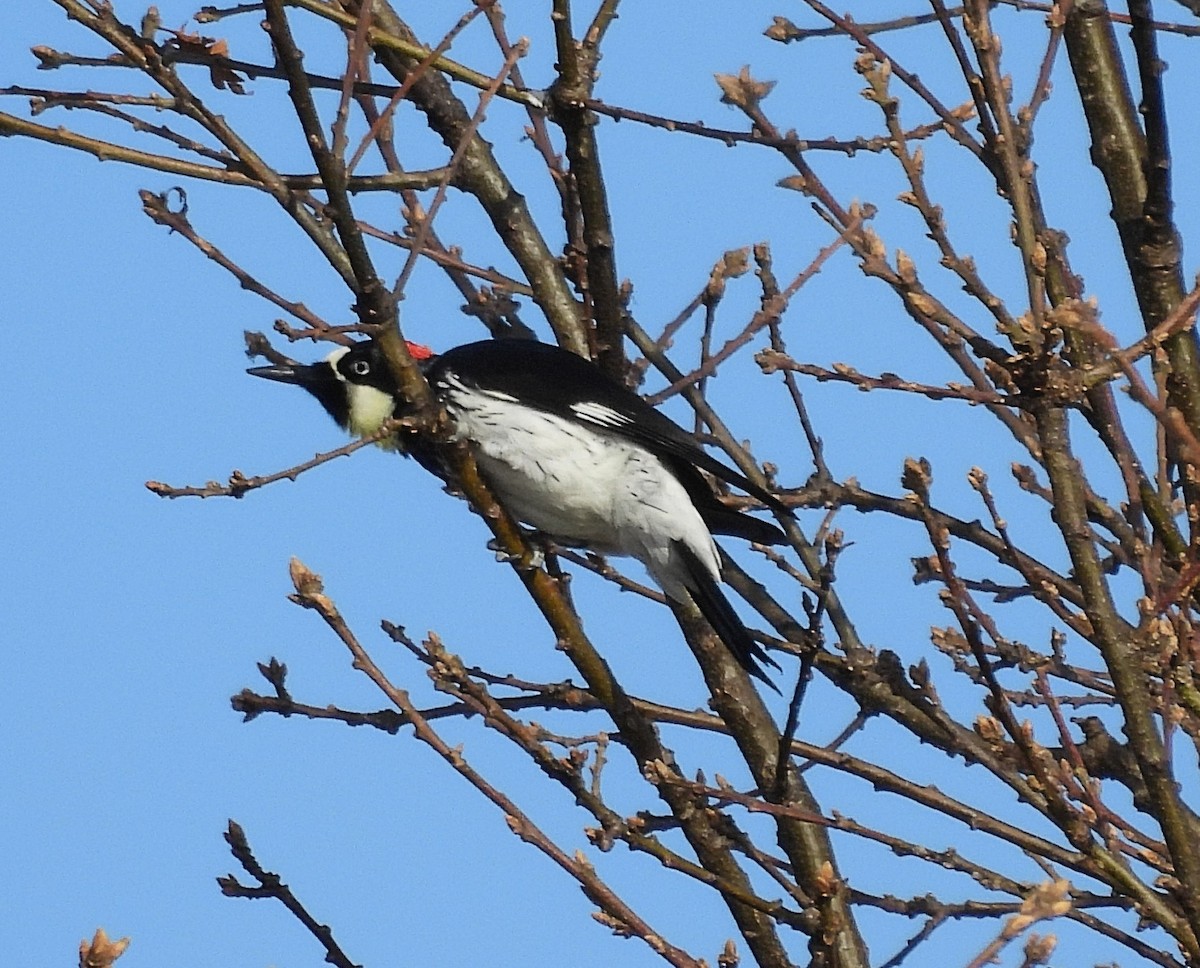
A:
[487,537,545,570]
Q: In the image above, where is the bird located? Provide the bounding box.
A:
[248,336,791,689]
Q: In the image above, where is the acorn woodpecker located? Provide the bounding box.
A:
[249,337,790,688]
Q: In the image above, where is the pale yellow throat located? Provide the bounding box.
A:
[346,383,399,442]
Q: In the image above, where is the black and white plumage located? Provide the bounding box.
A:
[249,337,790,688]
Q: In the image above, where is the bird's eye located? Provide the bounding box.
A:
[350,359,371,377]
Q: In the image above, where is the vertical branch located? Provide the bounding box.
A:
[1063,0,1200,485]
[1127,0,1200,435]
[392,37,530,300]
[960,0,1177,582]
[262,0,393,328]
[673,600,870,968]
[1035,404,1200,958]
[549,0,626,377]
[358,0,589,355]
[331,1,373,163]
[624,315,868,965]
[961,0,1046,324]
[927,0,999,154]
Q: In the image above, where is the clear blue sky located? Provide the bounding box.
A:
[4,2,1198,966]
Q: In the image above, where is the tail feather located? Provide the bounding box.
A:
[676,541,781,693]
[666,456,788,546]
[699,504,787,545]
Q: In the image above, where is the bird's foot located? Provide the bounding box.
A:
[486,536,546,570]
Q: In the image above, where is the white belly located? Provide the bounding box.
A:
[442,383,721,599]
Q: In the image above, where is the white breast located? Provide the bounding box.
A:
[439,377,721,600]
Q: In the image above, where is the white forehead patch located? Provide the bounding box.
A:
[570,401,628,428]
[324,345,351,381]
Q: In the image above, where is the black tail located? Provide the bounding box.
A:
[676,542,781,693]
[699,504,788,545]
[666,457,789,546]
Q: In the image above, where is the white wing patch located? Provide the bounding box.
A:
[438,371,518,404]
[570,401,630,429]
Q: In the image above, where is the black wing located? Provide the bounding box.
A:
[430,340,792,519]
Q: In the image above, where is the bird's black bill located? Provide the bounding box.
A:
[247,358,351,430]
[247,363,311,385]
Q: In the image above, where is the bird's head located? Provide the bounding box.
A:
[248,338,434,442]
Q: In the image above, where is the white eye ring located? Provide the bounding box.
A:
[350,359,371,377]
